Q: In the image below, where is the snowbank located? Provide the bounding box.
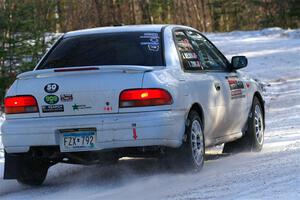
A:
[224,27,285,37]
[206,27,300,41]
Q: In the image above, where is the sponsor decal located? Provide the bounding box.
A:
[227,76,245,99]
[188,60,202,68]
[148,44,159,51]
[132,123,138,140]
[246,82,251,88]
[44,83,59,93]
[103,102,112,111]
[44,95,59,105]
[231,89,245,99]
[60,94,73,102]
[228,78,244,90]
[139,33,159,39]
[103,106,112,111]
[140,33,160,52]
[72,104,92,111]
[182,52,198,59]
[42,105,64,113]
[175,32,194,51]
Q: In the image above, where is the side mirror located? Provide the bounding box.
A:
[231,56,248,70]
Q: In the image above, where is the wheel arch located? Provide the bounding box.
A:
[253,91,265,126]
[186,103,205,130]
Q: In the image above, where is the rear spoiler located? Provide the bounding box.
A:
[17,65,159,79]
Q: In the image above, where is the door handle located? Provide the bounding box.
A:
[214,82,221,91]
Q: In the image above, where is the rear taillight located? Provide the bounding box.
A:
[119,88,173,108]
[4,95,39,114]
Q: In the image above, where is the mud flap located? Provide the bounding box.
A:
[4,151,27,179]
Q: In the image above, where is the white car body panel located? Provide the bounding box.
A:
[2,110,185,153]
[16,69,145,117]
[1,24,264,153]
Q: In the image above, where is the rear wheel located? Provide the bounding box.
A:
[17,160,49,186]
[223,96,264,153]
[165,110,205,171]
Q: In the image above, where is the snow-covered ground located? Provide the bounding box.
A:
[0,27,299,199]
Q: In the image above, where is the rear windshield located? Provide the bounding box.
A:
[38,32,164,69]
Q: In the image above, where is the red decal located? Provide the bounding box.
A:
[246,83,250,88]
[228,79,237,84]
[132,127,137,140]
[104,106,113,111]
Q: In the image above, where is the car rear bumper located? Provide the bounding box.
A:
[1,110,186,153]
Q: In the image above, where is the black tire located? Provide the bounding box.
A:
[17,160,49,186]
[223,96,264,153]
[165,110,205,171]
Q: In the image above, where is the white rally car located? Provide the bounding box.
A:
[2,25,265,185]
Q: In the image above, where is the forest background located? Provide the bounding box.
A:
[0,0,299,104]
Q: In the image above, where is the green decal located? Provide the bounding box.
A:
[72,104,79,110]
[44,95,59,105]
[72,104,91,111]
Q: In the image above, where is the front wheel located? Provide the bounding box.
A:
[223,96,265,153]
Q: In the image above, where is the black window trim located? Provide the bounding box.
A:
[161,25,168,66]
[172,27,231,73]
[35,35,64,70]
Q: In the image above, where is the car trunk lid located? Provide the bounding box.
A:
[16,66,154,117]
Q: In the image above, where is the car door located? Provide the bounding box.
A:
[173,30,229,141]
[185,30,248,137]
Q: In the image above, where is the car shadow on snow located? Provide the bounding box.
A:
[0,152,232,197]
[44,151,231,187]
[205,153,232,161]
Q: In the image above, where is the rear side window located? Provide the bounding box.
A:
[38,32,163,69]
[186,31,228,70]
[174,31,203,70]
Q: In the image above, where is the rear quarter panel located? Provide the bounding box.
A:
[4,80,40,119]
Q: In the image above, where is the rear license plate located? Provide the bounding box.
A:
[60,128,96,152]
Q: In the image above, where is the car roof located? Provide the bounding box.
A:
[64,24,168,38]
[64,24,197,38]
